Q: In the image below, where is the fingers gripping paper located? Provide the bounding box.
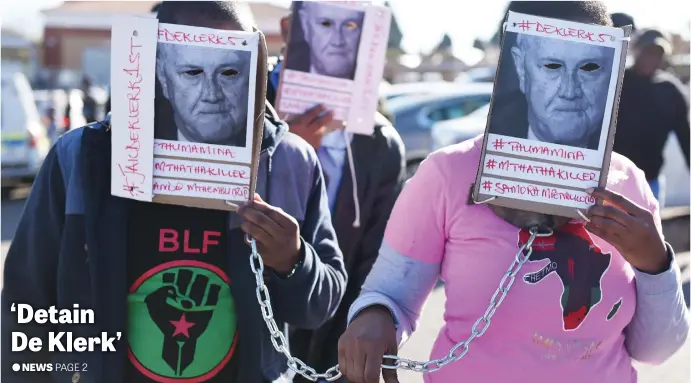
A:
[110,15,267,211]
[472,12,632,219]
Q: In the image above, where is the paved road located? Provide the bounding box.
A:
[1,194,689,382]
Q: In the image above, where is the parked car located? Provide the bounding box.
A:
[430,105,690,207]
[455,65,497,83]
[431,103,490,152]
[386,83,493,178]
[1,72,51,197]
[380,81,465,102]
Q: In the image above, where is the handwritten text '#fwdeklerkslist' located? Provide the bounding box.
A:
[10,303,122,352]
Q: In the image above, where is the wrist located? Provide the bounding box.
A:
[357,305,395,324]
[635,245,670,275]
[273,244,303,277]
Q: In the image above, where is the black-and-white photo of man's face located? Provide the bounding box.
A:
[298,2,364,79]
[156,44,250,146]
[512,36,614,148]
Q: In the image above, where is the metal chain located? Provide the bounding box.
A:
[248,226,553,381]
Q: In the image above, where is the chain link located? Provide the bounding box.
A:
[248,227,553,381]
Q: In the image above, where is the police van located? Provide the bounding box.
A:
[1,72,51,197]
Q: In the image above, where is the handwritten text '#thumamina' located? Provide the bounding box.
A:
[119,34,146,197]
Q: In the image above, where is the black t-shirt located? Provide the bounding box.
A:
[125,201,239,382]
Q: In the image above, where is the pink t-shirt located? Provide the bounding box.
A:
[383,136,662,383]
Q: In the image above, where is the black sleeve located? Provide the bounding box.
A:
[266,70,277,107]
[351,127,407,290]
[105,96,111,115]
[2,146,65,382]
[668,80,690,168]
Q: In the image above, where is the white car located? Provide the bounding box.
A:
[386,84,494,178]
[1,72,51,197]
[380,81,465,102]
[430,105,689,207]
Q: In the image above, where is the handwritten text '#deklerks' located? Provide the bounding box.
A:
[515,20,616,43]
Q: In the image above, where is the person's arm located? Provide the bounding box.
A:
[623,167,690,364]
[350,126,407,291]
[625,244,689,364]
[2,145,65,381]
[347,156,447,346]
[269,160,347,329]
[668,81,690,168]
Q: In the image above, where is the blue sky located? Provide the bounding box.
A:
[1,0,689,56]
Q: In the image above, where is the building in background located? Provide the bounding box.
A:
[39,0,287,88]
[383,0,405,83]
[383,3,479,84]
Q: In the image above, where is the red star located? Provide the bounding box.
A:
[170,313,196,338]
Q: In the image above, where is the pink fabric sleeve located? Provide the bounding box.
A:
[383,156,447,264]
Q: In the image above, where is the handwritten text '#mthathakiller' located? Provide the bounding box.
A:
[485,158,598,182]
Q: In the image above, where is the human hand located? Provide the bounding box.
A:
[585,187,668,274]
[338,305,400,383]
[237,194,301,274]
[285,104,334,149]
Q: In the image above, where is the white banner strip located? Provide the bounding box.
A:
[152,178,250,202]
[479,176,596,209]
[486,133,603,168]
[153,158,251,186]
[483,154,600,189]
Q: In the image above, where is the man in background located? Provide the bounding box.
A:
[613,27,690,207]
[80,76,97,123]
[268,11,406,382]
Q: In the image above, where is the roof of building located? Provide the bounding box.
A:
[384,1,403,51]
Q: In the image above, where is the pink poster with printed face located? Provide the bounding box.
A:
[276,1,391,136]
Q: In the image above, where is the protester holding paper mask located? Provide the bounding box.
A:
[337,2,689,383]
[1,2,347,383]
[267,8,406,382]
[285,1,365,80]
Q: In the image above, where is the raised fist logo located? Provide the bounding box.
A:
[145,268,221,375]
